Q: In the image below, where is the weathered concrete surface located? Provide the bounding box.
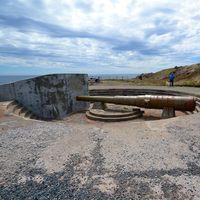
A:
[90,85,200,97]
[0,74,89,119]
[0,98,200,198]
[162,107,175,118]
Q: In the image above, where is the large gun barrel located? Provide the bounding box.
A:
[76,95,196,111]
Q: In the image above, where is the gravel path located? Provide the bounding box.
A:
[0,110,200,199]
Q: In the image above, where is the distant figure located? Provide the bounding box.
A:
[95,77,100,83]
[89,78,95,85]
[169,72,175,87]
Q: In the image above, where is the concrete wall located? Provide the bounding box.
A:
[0,74,89,119]
[89,89,189,96]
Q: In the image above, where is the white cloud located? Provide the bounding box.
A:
[0,0,200,74]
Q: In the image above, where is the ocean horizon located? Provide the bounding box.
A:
[0,74,138,85]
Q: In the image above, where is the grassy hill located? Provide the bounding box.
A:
[129,63,200,87]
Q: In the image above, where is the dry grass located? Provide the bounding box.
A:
[101,63,200,87]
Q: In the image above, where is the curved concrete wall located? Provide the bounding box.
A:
[0,74,89,119]
[89,88,190,96]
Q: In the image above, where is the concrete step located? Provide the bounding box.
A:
[195,106,200,112]
[19,107,29,117]
[30,114,41,120]
[181,111,189,115]
[1,101,13,108]
[6,100,18,109]
[89,108,142,118]
[24,111,32,118]
[14,106,24,115]
[12,104,23,113]
[191,110,197,114]
[5,100,40,120]
[196,101,200,107]
[181,111,194,115]
[86,111,143,122]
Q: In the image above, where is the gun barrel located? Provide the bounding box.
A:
[76,95,196,111]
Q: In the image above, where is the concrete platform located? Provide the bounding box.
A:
[90,85,200,97]
[86,105,143,122]
[0,86,200,199]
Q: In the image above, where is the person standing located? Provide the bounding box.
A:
[169,72,175,87]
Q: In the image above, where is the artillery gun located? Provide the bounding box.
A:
[76,95,196,120]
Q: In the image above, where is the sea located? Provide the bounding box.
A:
[0,74,138,85]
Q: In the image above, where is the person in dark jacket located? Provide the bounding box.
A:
[169,72,175,87]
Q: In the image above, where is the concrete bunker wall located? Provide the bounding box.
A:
[0,74,89,119]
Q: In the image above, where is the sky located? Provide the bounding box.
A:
[0,0,200,75]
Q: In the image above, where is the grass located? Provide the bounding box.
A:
[99,63,200,87]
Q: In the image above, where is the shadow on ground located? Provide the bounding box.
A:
[1,129,199,200]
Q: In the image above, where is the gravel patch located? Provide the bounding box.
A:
[0,122,71,183]
[0,112,200,199]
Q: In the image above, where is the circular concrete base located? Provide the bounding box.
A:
[89,88,200,120]
[86,107,143,122]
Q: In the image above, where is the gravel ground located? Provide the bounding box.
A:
[0,109,200,199]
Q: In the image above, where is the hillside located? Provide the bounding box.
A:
[131,63,200,87]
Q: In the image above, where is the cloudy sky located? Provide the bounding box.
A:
[1,0,200,75]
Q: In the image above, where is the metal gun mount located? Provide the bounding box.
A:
[76,95,196,118]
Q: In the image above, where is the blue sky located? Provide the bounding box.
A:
[0,0,200,75]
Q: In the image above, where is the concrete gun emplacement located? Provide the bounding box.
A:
[76,95,196,111]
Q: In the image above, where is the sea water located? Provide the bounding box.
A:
[0,74,138,85]
[0,75,36,85]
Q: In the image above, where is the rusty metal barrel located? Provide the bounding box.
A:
[76,95,196,111]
